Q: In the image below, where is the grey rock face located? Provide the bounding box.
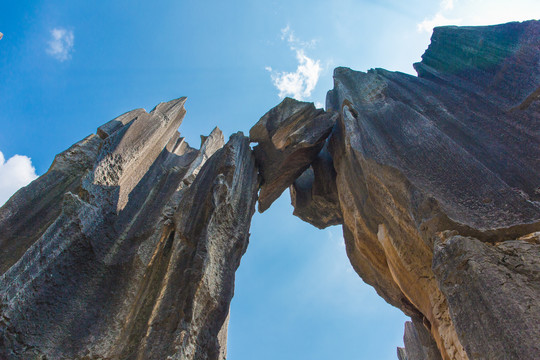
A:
[401,319,443,360]
[250,97,338,212]
[0,99,258,360]
[0,134,102,275]
[289,144,342,229]
[397,347,408,360]
[433,232,540,360]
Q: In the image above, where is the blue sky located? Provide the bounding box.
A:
[0,1,538,359]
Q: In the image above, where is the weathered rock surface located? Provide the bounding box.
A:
[250,97,337,212]
[400,318,443,360]
[289,144,342,229]
[0,99,258,360]
[433,232,540,360]
[324,20,540,360]
[0,133,102,275]
[251,19,540,360]
[1,20,539,360]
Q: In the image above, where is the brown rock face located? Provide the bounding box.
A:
[0,99,258,360]
[251,20,539,360]
[250,97,338,212]
[1,20,539,360]
[323,21,539,360]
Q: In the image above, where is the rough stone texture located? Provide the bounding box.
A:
[0,98,258,360]
[397,347,408,360]
[289,144,342,229]
[0,134,102,275]
[401,318,443,360]
[324,20,540,360]
[433,232,540,360]
[250,97,338,212]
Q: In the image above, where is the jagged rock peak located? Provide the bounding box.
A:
[0,98,258,360]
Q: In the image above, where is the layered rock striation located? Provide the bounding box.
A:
[1,20,539,360]
[0,99,258,360]
[257,20,540,360]
[322,21,540,360]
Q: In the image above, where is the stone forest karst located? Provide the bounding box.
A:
[1,20,539,360]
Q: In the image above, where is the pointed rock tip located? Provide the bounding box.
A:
[333,66,354,77]
[209,126,223,136]
[200,127,224,147]
[151,96,188,115]
[198,126,225,150]
[97,108,146,139]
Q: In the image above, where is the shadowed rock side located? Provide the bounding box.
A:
[433,232,540,360]
[289,144,342,229]
[0,98,258,360]
[250,97,338,212]
[0,133,102,275]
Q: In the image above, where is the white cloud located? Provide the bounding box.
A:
[441,0,455,10]
[266,26,322,100]
[46,28,74,61]
[0,151,38,206]
[280,25,318,49]
[418,0,540,34]
[417,12,462,33]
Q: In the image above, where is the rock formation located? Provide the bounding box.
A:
[0,99,258,359]
[321,21,540,360]
[1,20,539,360]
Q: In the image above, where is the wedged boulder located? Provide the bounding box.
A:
[290,144,342,229]
[250,97,337,212]
[0,99,258,360]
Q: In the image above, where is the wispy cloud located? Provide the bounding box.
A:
[0,151,38,205]
[417,13,461,33]
[280,25,318,49]
[266,26,322,100]
[417,0,540,34]
[46,28,74,61]
[441,0,455,10]
[417,0,461,33]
